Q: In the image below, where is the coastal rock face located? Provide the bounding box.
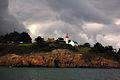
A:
[0,49,120,68]
[0,54,22,66]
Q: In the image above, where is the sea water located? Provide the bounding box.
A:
[0,67,120,80]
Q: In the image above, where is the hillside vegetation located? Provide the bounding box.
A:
[0,31,120,63]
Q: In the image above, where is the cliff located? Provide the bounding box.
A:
[0,49,120,68]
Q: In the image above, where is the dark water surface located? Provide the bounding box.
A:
[0,67,120,80]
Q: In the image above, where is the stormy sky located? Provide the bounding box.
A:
[1,0,120,49]
[0,0,28,34]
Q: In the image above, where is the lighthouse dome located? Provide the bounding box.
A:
[66,34,69,38]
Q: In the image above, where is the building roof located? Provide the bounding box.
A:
[68,40,78,44]
[46,38,55,42]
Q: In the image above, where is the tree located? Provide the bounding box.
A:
[56,37,65,44]
[8,31,21,43]
[35,36,45,47]
[20,32,32,43]
[91,42,105,53]
[2,32,21,43]
[117,48,120,55]
[83,43,91,48]
[57,37,64,41]
[4,34,11,43]
[105,46,113,51]
[0,35,4,43]
[0,31,32,44]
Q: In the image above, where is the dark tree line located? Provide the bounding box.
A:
[33,36,120,54]
[35,36,45,47]
[1,31,120,62]
[78,42,120,55]
[0,31,32,43]
[90,42,120,54]
[79,43,91,48]
[1,31,120,55]
[33,36,77,52]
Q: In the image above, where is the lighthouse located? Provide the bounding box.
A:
[65,34,69,44]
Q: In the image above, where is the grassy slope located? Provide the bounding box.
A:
[17,43,34,46]
[0,43,120,62]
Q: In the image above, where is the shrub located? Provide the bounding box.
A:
[90,42,105,53]
[35,36,45,47]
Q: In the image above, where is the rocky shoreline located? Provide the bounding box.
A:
[0,49,120,68]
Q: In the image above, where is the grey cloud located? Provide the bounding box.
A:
[0,0,28,35]
[46,0,113,24]
[91,0,120,18]
[8,0,120,49]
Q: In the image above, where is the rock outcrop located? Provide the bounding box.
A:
[0,49,120,68]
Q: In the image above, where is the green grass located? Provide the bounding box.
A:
[78,47,91,50]
[71,47,91,54]
[17,43,34,46]
[77,47,91,53]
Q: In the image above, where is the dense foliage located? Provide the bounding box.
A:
[0,31,32,43]
[1,31,120,62]
[35,36,45,47]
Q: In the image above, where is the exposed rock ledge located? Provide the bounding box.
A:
[0,49,120,68]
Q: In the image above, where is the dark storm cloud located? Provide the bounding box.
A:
[0,0,28,35]
[46,0,113,25]
[44,0,120,43]
[8,0,120,49]
[91,0,120,18]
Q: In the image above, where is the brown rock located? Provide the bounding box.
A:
[0,49,120,68]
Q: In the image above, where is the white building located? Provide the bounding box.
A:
[65,34,78,46]
[69,40,78,46]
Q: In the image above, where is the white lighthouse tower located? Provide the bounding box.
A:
[65,34,69,44]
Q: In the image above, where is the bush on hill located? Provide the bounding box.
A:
[0,31,32,44]
[90,42,105,53]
